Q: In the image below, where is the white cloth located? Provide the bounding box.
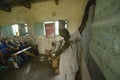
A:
[60,30,81,80]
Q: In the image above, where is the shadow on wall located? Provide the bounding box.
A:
[80,0,111,80]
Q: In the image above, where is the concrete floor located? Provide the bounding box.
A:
[0,55,60,80]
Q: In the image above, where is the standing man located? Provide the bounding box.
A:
[54,0,96,80]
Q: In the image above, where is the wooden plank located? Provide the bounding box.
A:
[0,0,11,12]
[24,51,35,57]
[54,0,59,5]
[0,50,5,63]
[12,47,31,56]
[11,0,31,9]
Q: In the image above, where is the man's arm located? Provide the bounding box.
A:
[53,41,70,56]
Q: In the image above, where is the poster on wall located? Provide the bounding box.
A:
[45,23,55,38]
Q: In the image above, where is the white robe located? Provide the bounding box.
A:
[60,30,81,80]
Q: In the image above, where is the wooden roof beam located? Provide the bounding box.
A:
[12,0,31,9]
[54,0,59,5]
[0,0,11,12]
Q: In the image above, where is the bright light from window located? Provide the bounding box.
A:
[55,21,59,35]
[43,21,59,36]
[43,20,67,37]
[12,24,19,36]
[25,27,28,33]
[65,20,68,29]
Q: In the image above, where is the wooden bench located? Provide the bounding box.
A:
[0,50,5,64]
[11,47,35,68]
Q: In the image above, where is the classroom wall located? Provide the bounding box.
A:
[0,0,87,34]
[1,0,119,79]
[0,0,88,54]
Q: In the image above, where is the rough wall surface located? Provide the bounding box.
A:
[90,0,120,80]
[0,0,87,34]
[0,0,88,54]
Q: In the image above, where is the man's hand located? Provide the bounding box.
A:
[55,49,63,56]
[53,41,71,56]
[62,41,70,49]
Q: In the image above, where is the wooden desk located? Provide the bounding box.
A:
[0,50,5,63]
[12,47,35,57]
[12,47,31,56]
[11,47,35,68]
[51,56,59,68]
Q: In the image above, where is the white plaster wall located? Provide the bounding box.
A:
[0,0,88,54]
[0,0,87,34]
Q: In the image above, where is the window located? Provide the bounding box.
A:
[44,21,58,38]
[43,20,68,37]
[12,23,28,36]
[12,24,19,36]
[0,25,14,36]
[34,20,68,37]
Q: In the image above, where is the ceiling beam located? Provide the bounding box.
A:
[12,0,31,9]
[0,0,11,12]
[54,0,59,5]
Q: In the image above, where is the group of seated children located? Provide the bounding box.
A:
[0,39,37,67]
